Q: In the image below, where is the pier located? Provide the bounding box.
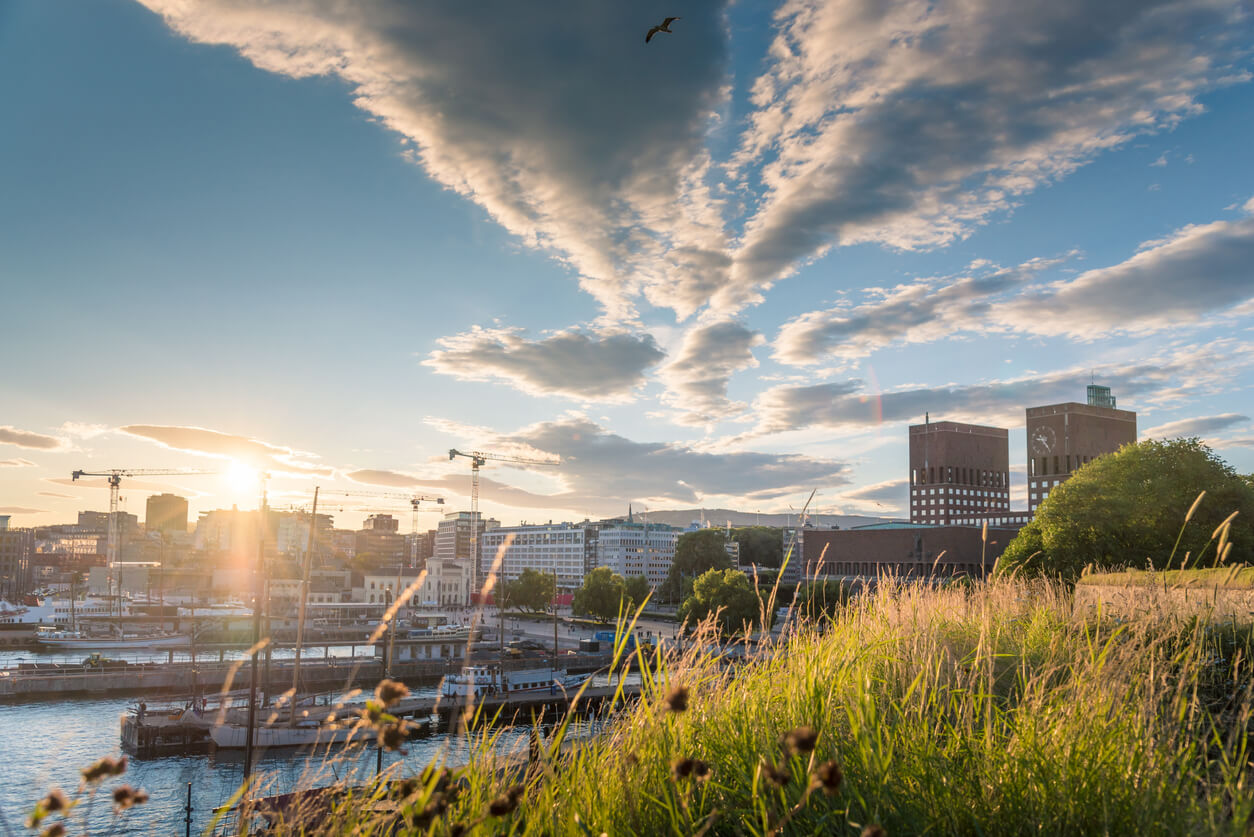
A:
[120,683,640,758]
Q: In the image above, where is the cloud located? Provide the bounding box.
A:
[0,458,37,468]
[0,426,66,450]
[1142,413,1250,439]
[37,491,78,499]
[0,507,46,515]
[835,478,908,513]
[722,0,1251,311]
[773,257,1064,365]
[361,415,852,516]
[741,343,1247,438]
[424,327,665,402]
[658,320,764,424]
[118,425,332,477]
[140,0,733,321]
[774,201,1254,366]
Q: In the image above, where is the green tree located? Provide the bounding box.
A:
[679,568,763,636]
[623,575,652,611]
[792,579,852,620]
[664,529,733,600]
[573,567,627,623]
[349,551,385,572]
[734,527,784,568]
[997,438,1254,580]
[501,568,555,613]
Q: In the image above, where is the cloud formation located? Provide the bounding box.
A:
[0,458,37,468]
[658,321,764,424]
[725,0,1250,309]
[0,426,66,450]
[1141,413,1250,439]
[119,425,332,476]
[0,507,45,515]
[424,327,665,402]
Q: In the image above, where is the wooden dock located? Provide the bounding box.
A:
[120,683,641,758]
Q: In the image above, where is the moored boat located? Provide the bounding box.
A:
[209,719,359,749]
[441,665,593,699]
[35,627,191,650]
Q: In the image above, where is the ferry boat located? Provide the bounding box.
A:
[35,626,191,650]
[441,665,593,699]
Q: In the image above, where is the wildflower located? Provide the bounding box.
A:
[112,784,138,810]
[784,726,819,755]
[761,760,791,788]
[672,757,697,780]
[40,825,66,837]
[81,756,127,783]
[378,720,410,751]
[664,684,689,713]
[862,825,887,837]
[375,678,410,708]
[692,760,711,782]
[39,789,68,813]
[811,760,843,795]
[488,784,524,817]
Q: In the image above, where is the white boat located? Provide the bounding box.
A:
[442,665,593,699]
[35,627,191,650]
[209,719,359,749]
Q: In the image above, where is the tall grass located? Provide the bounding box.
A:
[252,576,1254,835]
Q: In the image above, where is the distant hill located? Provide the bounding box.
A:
[636,508,897,530]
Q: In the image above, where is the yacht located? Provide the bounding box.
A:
[35,626,191,650]
[441,665,593,699]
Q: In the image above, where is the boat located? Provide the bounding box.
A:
[441,665,593,699]
[209,718,360,749]
[35,626,191,650]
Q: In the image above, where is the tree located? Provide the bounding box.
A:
[664,529,733,600]
[349,551,386,572]
[573,567,627,623]
[501,568,555,613]
[679,569,763,637]
[997,438,1254,580]
[792,579,852,620]
[623,575,652,611]
[734,527,784,568]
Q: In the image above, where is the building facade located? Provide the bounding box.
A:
[0,527,34,598]
[800,522,1015,580]
[145,493,188,535]
[596,523,681,588]
[909,420,1011,526]
[1026,385,1137,514]
[479,522,599,589]
[355,514,407,565]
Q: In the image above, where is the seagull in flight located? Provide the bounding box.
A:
[646,16,680,43]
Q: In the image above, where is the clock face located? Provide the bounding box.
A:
[1031,425,1057,455]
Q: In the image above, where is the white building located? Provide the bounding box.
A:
[479,522,598,589]
[275,512,334,556]
[596,524,681,588]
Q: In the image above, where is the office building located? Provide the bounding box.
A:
[800,522,1016,580]
[1026,385,1137,514]
[909,419,1011,526]
[145,493,188,535]
[479,522,600,589]
[355,515,407,566]
[434,512,500,590]
[596,523,681,588]
[0,526,33,597]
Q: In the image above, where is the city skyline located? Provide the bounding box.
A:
[4,0,1254,531]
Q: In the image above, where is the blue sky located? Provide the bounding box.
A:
[3,0,1253,529]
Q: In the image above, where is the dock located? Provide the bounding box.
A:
[120,683,640,758]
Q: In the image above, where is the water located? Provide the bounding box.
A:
[0,692,536,835]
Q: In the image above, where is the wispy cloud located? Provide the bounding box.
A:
[0,426,67,451]
[1142,413,1250,439]
[0,507,46,515]
[658,320,763,425]
[424,327,665,402]
[0,458,37,468]
[119,425,332,477]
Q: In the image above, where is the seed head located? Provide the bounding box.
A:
[40,789,68,813]
[784,726,819,755]
[81,756,127,783]
[450,825,468,837]
[488,785,524,817]
[664,684,689,713]
[811,760,843,795]
[378,720,410,751]
[375,678,410,708]
[40,825,67,837]
[112,785,136,810]
[761,760,791,788]
[862,825,887,837]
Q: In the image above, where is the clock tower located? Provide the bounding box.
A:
[1025,386,1137,515]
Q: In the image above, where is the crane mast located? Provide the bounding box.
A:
[71,468,217,566]
[447,449,558,600]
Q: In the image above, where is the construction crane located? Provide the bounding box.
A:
[71,468,217,566]
[448,449,559,596]
[322,489,444,565]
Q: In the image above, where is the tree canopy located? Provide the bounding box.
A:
[664,529,734,600]
[500,568,555,613]
[623,575,652,611]
[572,566,627,623]
[733,527,783,568]
[997,438,1254,580]
[679,568,763,637]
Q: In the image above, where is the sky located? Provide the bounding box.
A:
[3,0,1254,532]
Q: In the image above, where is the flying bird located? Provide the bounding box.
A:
[646,16,680,43]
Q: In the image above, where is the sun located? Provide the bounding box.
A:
[224,461,260,496]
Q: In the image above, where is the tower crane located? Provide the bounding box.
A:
[447,449,559,596]
[322,489,444,565]
[71,468,217,566]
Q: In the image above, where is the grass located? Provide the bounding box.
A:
[1080,566,1254,589]
[239,576,1254,835]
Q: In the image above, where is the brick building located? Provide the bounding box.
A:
[1026,385,1137,514]
[909,419,1012,525]
[800,522,1016,580]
